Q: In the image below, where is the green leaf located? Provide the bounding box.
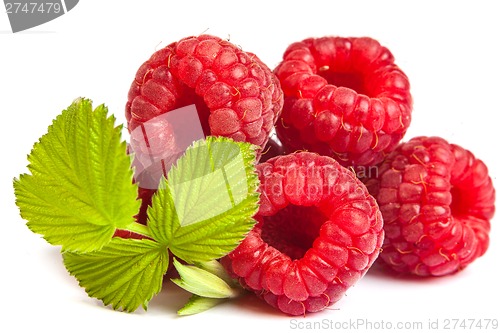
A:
[146,178,177,245]
[13,98,140,252]
[63,238,169,312]
[147,136,260,262]
[196,260,236,287]
[177,295,225,316]
[169,136,255,227]
[171,258,239,299]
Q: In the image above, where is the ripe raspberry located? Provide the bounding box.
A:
[125,34,283,232]
[274,36,412,167]
[126,34,283,160]
[365,136,495,276]
[221,152,384,315]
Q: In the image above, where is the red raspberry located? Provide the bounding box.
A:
[125,34,283,230]
[221,152,384,315]
[274,36,412,167]
[126,34,283,159]
[365,136,495,276]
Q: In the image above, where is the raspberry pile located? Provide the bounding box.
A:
[364,136,495,276]
[121,34,495,316]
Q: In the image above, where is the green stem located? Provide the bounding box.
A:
[123,222,153,238]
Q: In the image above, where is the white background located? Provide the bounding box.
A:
[1,1,499,332]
